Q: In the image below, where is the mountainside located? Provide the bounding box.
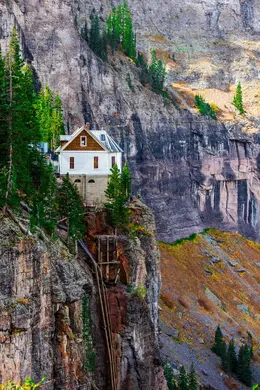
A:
[2,0,260,243]
[159,229,260,389]
[0,203,165,389]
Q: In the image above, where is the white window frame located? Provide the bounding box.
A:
[80,136,87,147]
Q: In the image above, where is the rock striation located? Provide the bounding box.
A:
[1,0,260,244]
[0,202,165,389]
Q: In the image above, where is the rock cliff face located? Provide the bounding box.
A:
[0,203,165,389]
[1,0,260,244]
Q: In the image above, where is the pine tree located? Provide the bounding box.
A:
[107,1,136,59]
[3,27,41,207]
[0,49,9,170]
[105,164,121,200]
[163,362,177,390]
[178,366,189,390]
[30,156,58,236]
[227,339,237,373]
[57,173,85,240]
[35,86,53,143]
[35,86,64,151]
[237,344,252,386]
[136,52,149,85]
[81,21,88,42]
[50,95,64,151]
[121,161,131,202]
[212,325,224,356]
[195,95,217,119]
[233,82,244,114]
[221,341,229,373]
[104,163,131,228]
[188,363,199,390]
[243,344,253,387]
[89,15,100,54]
[148,50,166,94]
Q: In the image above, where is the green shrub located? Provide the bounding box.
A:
[134,284,147,300]
[195,95,217,119]
[0,377,46,389]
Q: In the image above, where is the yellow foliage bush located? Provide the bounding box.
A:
[209,102,219,113]
[0,377,45,389]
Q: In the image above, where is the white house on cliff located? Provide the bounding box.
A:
[55,124,123,205]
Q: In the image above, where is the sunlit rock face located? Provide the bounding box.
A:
[1,0,260,242]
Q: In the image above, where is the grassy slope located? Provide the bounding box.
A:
[159,229,260,387]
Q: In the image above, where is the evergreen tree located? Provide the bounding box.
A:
[105,164,121,200]
[121,1,136,58]
[107,1,136,60]
[104,163,131,228]
[81,21,89,42]
[89,15,100,54]
[178,366,189,390]
[30,155,57,236]
[57,173,85,240]
[120,161,131,202]
[221,341,229,373]
[243,344,253,387]
[87,13,108,61]
[233,82,244,114]
[148,50,166,94]
[0,49,9,170]
[50,95,64,151]
[107,10,117,54]
[2,27,41,207]
[195,95,217,119]
[163,362,177,390]
[212,325,224,356]
[237,344,252,386]
[188,363,199,390]
[35,86,64,151]
[227,339,237,373]
[136,52,149,85]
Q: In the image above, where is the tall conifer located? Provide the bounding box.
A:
[188,363,199,390]
[57,173,85,240]
[212,325,224,356]
[233,82,244,114]
[227,339,237,373]
[178,366,189,390]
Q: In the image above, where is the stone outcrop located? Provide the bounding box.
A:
[0,202,164,389]
[0,214,93,389]
[1,0,260,244]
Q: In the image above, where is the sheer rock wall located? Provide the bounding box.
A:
[1,0,260,243]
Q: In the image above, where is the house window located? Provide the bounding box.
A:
[70,157,75,169]
[100,134,106,141]
[94,156,99,169]
[88,179,95,183]
[80,136,87,147]
[111,156,116,167]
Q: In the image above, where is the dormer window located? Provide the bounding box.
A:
[100,134,106,141]
[80,136,87,147]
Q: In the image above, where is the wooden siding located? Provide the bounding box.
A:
[63,129,105,151]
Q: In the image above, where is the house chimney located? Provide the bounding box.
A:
[85,123,90,130]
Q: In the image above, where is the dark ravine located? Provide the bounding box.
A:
[0,203,166,389]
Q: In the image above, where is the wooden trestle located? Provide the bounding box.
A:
[96,235,120,283]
